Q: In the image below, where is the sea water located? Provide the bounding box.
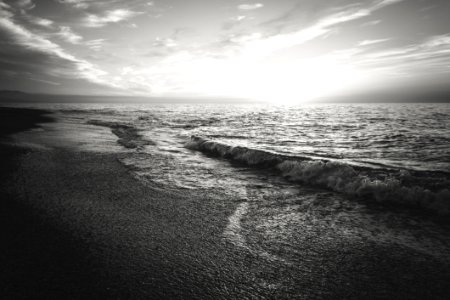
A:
[8,102,450,209]
[6,102,450,261]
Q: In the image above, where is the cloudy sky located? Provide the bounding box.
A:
[1,0,449,102]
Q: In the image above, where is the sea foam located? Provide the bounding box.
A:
[186,136,450,215]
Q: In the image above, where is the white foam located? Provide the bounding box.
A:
[187,136,450,215]
[223,201,289,263]
[223,202,249,248]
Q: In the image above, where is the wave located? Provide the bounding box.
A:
[161,117,221,130]
[186,136,450,216]
[87,120,155,149]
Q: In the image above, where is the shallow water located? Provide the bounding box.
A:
[5,102,450,264]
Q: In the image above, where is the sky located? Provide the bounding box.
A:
[0,0,450,102]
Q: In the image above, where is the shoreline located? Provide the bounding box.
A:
[1,107,450,299]
[0,108,260,298]
[0,144,244,299]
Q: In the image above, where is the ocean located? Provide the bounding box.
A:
[6,102,450,261]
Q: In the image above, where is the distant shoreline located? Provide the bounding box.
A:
[0,91,260,104]
[1,90,450,103]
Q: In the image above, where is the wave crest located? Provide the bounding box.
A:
[187,136,450,215]
[186,136,286,166]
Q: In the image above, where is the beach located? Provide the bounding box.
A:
[1,107,450,299]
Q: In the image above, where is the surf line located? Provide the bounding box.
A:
[223,201,249,248]
[223,201,288,264]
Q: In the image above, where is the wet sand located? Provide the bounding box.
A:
[1,107,450,299]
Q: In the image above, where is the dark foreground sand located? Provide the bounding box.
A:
[1,108,450,299]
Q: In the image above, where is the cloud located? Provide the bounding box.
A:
[16,0,35,10]
[3,0,439,99]
[423,34,450,48]
[358,38,390,46]
[222,15,247,30]
[57,0,92,9]
[320,34,450,82]
[361,19,381,27]
[0,1,10,10]
[84,9,141,27]
[28,16,54,27]
[0,5,115,88]
[144,37,179,57]
[234,16,246,22]
[0,1,52,28]
[374,0,404,8]
[228,0,406,58]
[116,0,411,98]
[238,3,263,11]
[331,34,450,62]
[363,34,450,62]
[57,26,82,44]
[153,37,177,48]
[85,38,106,50]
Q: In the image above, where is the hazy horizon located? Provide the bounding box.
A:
[1,89,450,104]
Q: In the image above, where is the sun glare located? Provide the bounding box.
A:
[256,59,366,104]
[196,57,367,104]
[117,51,367,104]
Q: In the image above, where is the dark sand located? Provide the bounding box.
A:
[1,107,450,299]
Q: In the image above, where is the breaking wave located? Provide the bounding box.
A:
[186,136,450,216]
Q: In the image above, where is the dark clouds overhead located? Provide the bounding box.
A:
[0,0,449,101]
